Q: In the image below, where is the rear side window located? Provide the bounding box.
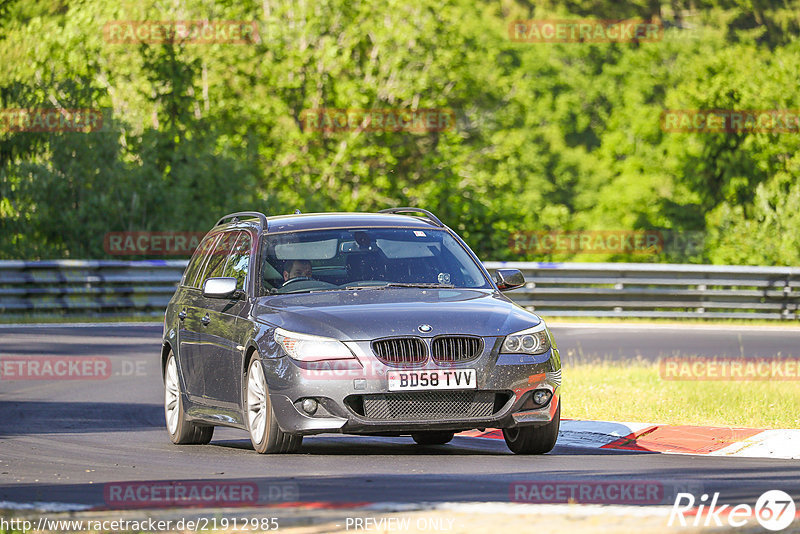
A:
[199,231,239,287]
[182,234,219,288]
[223,232,251,290]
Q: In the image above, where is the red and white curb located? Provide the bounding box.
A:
[461,420,800,459]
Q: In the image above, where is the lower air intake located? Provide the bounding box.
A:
[360,391,497,421]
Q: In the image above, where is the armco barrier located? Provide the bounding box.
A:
[0,260,187,318]
[485,261,800,320]
[0,260,798,320]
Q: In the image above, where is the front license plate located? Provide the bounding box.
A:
[387,369,477,391]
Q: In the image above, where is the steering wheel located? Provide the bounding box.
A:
[281,276,312,287]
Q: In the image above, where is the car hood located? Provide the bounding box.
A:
[253,288,540,341]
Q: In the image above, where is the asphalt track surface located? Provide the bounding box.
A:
[1,323,799,510]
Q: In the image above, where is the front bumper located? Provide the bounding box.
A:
[260,338,561,436]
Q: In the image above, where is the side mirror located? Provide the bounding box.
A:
[203,277,240,299]
[494,269,525,291]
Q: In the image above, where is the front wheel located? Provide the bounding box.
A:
[502,402,560,455]
[245,354,303,454]
[164,352,213,445]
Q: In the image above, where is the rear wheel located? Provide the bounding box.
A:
[245,354,303,454]
[164,352,213,445]
[412,431,455,446]
[502,402,560,455]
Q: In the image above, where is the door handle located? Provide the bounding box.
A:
[178,309,187,320]
[201,314,211,326]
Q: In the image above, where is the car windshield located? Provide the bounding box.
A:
[260,228,491,294]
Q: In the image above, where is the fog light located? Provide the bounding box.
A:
[532,390,551,406]
[301,398,318,415]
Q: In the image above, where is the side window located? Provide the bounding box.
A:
[182,234,219,288]
[223,232,251,290]
[199,232,239,287]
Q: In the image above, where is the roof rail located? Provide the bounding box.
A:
[215,211,268,228]
[378,207,445,227]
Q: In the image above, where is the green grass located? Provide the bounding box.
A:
[563,358,800,429]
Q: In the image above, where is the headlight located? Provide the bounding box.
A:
[274,328,355,362]
[501,325,551,355]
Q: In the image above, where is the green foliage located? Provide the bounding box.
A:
[0,0,799,265]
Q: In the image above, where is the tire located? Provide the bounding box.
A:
[245,354,303,454]
[164,352,213,445]
[502,402,560,455]
[412,431,455,446]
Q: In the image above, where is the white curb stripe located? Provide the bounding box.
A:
[709,429,800,460]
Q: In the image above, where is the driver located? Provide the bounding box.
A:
[283,259,313,283]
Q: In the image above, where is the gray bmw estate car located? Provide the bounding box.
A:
[161,208,561,454]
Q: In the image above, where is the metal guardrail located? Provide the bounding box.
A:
[0,260,798,320]
[0,260,187,318]
[486,261,800,320]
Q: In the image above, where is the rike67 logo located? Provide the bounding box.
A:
[669,490,796,531]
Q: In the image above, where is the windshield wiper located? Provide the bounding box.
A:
[301,286,386,293]
[308,286,382,292]
[340,286,382,291]
[272,283,455,294]
[383,283,455,289]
